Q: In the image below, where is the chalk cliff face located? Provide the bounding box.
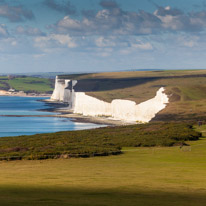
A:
[74,88,168,122]
[73,92,111,117]
[51,76,77,107]
[50,76,169,123]
[51,77,66,102]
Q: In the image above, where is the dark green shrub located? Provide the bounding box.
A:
[0,122,201,160]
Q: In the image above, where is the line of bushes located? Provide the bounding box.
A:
[0,122,202,160]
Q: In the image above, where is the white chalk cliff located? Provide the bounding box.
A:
[51,76,169,123]
[51,76,77,107]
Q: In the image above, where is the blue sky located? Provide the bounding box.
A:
[0,0,206,73]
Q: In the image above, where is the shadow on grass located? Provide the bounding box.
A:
[73,77,161,92]
[1,186,206,206]
[73,74,206,92]
[153,113,206,122]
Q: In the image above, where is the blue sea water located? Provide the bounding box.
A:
[0,96,104,137]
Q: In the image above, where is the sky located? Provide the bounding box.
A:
[0,0,206,73]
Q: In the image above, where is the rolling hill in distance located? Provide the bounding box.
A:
[60,69,206,122]
[1,69,206,122]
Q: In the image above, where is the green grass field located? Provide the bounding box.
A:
[0,76,53,93]
[0,125,205,205]
[0,70,206,205]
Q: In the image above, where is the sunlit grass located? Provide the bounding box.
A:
[0,76,53,93]
[0,125,206,205]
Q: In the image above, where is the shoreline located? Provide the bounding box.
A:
[57,112,133,126]
[41,99,131,126]
[42,101,134,126]
[0,113,131,126]
[0,90,132,126]
[0,90,51,98]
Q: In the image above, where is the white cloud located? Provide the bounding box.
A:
[96,47,113,57]
[177,35,199,48]
[95,36,116,47]
[50,3,206,37]
[33,54,46,58]
[3,38,17,46]
[11,40,17,46]
[183,40,196,47]
[52,5,161,36]
[57,16,81,30]
[0,24,9,37]
[51,34,77,48]
[16,26,45,36]
[34,34,77,51]
[131,42,153,50]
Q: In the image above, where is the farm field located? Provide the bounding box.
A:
[0,125,205,205]
[0,76,53,93]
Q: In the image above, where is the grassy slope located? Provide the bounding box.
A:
[0,123,200,160]
[0,70,205,205]
[60,69,206,121]
[0,126,205,205]
[0,76,53,93]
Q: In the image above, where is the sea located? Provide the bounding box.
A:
[0,96,104,137]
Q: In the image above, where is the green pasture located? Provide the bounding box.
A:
[0,76,53,93]
[0,125,205,205]
[0,70,206,205]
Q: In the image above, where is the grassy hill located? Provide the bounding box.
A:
[59,69,206,122]
[0,76,54,93]
[0,125,205,205]
[0,70,205,205]
[0,122,200,160]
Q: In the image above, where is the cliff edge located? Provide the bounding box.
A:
[50,76,169,123]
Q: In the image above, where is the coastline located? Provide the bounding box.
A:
[42,101,133,126]
[0,113,131,126]
[0,90,51,98]
[58,112,133,126]
[45,107,132,126]
[0,91,128,126]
